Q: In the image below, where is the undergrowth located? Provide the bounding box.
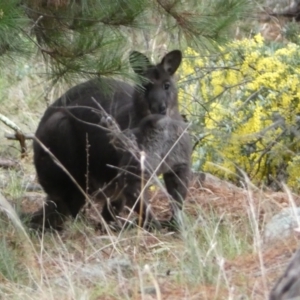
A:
[0,37,299,300]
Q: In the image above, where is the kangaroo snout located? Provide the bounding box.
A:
[158,104,167,115]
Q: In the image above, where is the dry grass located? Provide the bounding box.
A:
[0,155,299,299]
[1,52,300,300]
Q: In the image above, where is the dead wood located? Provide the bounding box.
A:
[0,113,35,158]
[0,158,19,169]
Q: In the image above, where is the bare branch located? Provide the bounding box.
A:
[0,113,28,158]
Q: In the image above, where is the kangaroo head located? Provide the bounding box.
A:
[129,50,182,116]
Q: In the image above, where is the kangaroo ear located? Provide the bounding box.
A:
[161,50,182,75]
[129,51,151,75]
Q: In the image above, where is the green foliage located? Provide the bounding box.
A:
[179,34,300,190]
[177,208,252,285]
[0,0,251,85]
[283,22,300,44]
[0,237,23,282]
[0,1,30,56]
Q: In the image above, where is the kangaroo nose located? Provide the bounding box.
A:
[159,104,167,115]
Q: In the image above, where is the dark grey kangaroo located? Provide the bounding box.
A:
[31,49,191,230]
[110,114,192,228]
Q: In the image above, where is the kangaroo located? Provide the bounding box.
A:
[30,49,190,230]
[100,114,192,229]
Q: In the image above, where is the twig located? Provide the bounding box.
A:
[138,151,146,228]
[5,133,35,140]
[0,158,19,169]
[0,113,28,158]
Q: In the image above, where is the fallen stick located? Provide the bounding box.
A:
[0,158,19,169]
[0,113,34,158]
[5,133,35,140]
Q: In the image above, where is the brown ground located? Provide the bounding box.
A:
[16,171,300,299]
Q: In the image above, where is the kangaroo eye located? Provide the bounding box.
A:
[163,82,170,90]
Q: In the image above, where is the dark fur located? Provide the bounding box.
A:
[109,114,192,227]
[30,50,191,230]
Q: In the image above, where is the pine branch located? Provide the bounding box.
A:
[0,0,253,83]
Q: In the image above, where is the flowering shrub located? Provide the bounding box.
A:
[178,34,300,190]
